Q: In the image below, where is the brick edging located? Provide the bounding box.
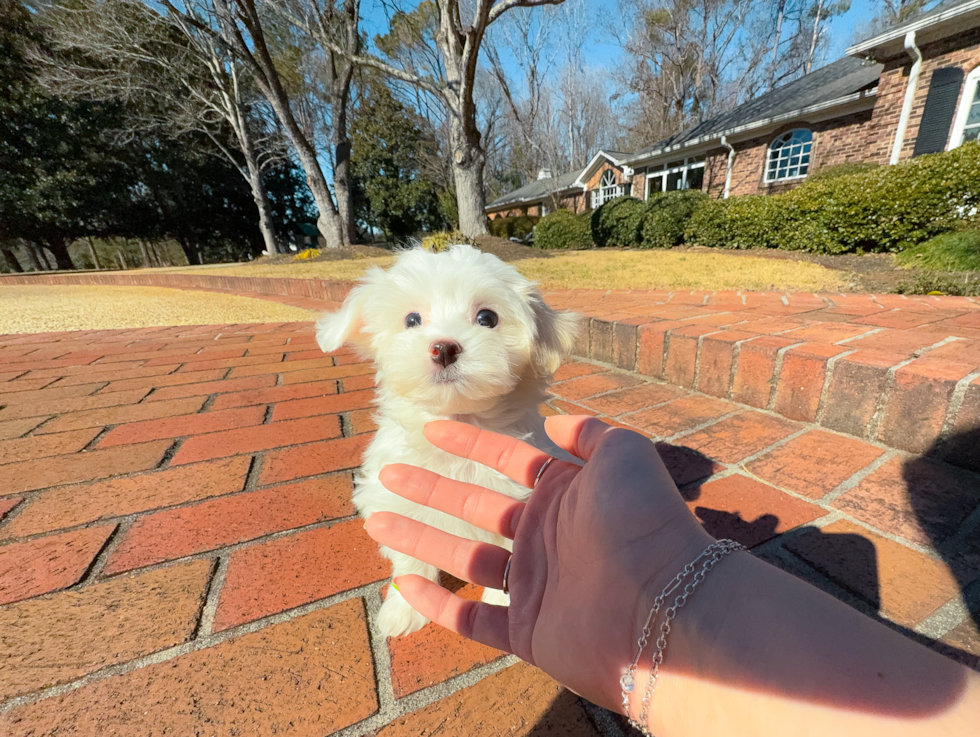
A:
[576,314,980,472]
[0,271,357,303]
[3,271,978,470]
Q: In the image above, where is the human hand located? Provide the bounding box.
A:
[364,415,715,712]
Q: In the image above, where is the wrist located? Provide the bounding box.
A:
[622,535,749,734]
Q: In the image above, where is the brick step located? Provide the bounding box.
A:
[566,306,979,473]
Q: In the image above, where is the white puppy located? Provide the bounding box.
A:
[316,244,579,637]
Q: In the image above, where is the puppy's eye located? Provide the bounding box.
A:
[404,312,422,328]
[476,309,498,328]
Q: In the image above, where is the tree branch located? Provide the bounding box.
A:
[487,0,564,26]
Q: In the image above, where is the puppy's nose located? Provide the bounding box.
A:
[430,340,462,368]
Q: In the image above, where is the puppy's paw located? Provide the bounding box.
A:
[481,587,510,607]
[377,587,429,637]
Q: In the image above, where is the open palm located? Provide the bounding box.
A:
[365,416,714,711]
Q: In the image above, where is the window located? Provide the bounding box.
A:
[645,156,705,197]
[591,169,629,208]
[949,67,980,148]
[765,129,812,182]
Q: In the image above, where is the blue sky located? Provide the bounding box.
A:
[360,0,882,76]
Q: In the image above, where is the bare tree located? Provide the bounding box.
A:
[263,0,360,244]
[39,0,287,256]
[315,0,568,238]
[158,0,354,247]
[613,0,843,143]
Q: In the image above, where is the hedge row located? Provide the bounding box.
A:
[686,142,980,253]
[535,190,707,250]
[487,214,539,240]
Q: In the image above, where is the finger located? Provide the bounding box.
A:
[544,415,624,461]
[379,464,524,539]
[393,575,511,653]
[424,420,553,489]
[365,512,511,590]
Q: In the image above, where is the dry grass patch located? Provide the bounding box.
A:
[0,286,315,334]
[163,248,847,292]
[173,257,395,280]
[516,251,847,292]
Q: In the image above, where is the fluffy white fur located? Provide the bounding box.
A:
[316,245,579,637]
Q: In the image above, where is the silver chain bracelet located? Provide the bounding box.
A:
[620,539,745,736]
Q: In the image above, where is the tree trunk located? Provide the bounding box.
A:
[332,62,356,246]
[45,239,75,270]
[248,165,279,256]
[86,237,102,270]
[23,243,45,271]
[240,122,281,256]
[1,247,24,272]
[289,129,346,249]
[450,121,489,239]
[138,239,151,268]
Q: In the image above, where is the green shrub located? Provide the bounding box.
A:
[590,196,647,247]
[487,214,540,240]
[685,194,787,249]
[893,272,980,296]
[687,142,980,253]
[894,229,980,271]
[534,209,594,250]
[807,162,880,182]
[639,190,709,248]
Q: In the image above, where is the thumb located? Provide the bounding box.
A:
[543,415,618,462]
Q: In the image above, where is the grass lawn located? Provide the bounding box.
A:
[173,249,848,292]
[0,285,314,334]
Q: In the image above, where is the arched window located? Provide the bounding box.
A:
[600,170,616,187]
[949,66,980,149]
[765,129,812,182]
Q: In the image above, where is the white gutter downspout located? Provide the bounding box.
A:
[890,31,923,165]
[721,135,736,199]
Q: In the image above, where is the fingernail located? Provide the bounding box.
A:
[391,582,400,593]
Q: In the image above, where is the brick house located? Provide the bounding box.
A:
[485,152,633,219]
[486,0,980,214]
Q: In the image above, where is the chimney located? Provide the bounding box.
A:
[536,168,553,180]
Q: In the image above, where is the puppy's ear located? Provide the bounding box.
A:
[315,273,379,356]
[529,294,581,376]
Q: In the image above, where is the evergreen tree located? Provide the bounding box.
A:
[350,76,445,241]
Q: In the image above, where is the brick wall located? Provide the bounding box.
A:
[886,27,980,161]
[704,112,877,198]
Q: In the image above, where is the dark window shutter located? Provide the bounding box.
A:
[913,67,965,157]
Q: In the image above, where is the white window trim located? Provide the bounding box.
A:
[644,157,706,198]
[764,129,813,184]
[948,66,980,150]
[591,170,628,208]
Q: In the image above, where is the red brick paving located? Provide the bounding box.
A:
[0,285,978,732]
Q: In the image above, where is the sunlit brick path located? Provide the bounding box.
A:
[0,302,978,734]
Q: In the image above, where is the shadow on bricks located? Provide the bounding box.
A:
[908,426,980,647]
[670,445,980,673]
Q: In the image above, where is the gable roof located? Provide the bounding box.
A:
[571,149,632,187]
[848,0,980,60]
[485,168,585,210]
[626,56,881,165]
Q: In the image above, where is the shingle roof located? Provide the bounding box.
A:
[630,56,882,160]
[847,0,980,58]
[485,168,585,209]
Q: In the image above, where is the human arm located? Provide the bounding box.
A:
[366,416,980,736]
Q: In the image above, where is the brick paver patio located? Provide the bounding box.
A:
[0,279,978,735]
